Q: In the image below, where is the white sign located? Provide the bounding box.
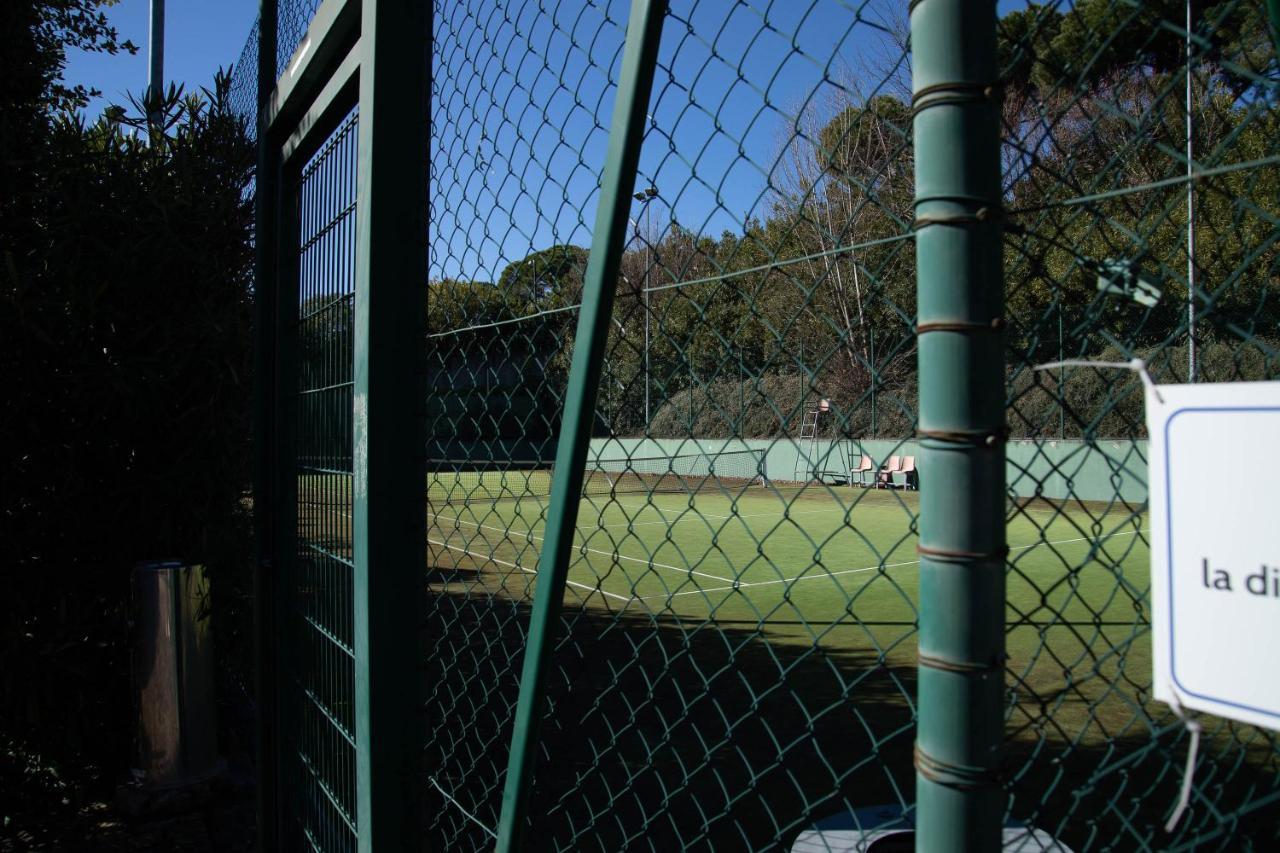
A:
[1148,381,1280,730]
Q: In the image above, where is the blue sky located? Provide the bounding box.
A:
[431,0,927,285]
[61,1,1034,288]
[429,0,1033,286]
[62,0,260,119]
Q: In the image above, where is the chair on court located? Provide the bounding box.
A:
[898,455,917,490]
[852,454,874,487]
[877,456,901,488]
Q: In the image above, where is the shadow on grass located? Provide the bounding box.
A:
[417,582,1278,851]
[419,584,914,851]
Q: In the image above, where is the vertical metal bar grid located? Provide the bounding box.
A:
[911,1,1006,849]
[286,108,361,853]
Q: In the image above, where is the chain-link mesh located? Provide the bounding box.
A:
[423,1,627,844]
[426,1,922,848]
[244,0,1280,849]
[227,1,323,131]
[228,16,259,126]
[1000,1,1279,849]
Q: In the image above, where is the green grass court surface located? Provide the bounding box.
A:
[415,474,1150,717]
[299,468,1151,674]
[425,484,1146,625]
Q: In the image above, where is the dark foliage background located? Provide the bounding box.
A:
[0,1,255,838]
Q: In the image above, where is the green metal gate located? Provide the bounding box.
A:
[242,0,1280,850]
[250,0,426,849]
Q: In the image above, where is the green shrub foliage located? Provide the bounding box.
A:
[1,29,254,775]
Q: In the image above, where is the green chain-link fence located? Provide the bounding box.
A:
[245,0,1279,850]
[999,1,1279,849]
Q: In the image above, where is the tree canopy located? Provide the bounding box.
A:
[441,3,1278,440]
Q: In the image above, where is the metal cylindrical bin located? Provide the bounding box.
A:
[132,561,219,787]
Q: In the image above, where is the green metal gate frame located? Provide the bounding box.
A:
[254,0,427,849]
[254,1,1007,849]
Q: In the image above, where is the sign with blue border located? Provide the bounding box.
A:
[1148,381,1280,730]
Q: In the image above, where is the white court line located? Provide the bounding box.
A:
[426,536,633,603]
[603,496,852,522]
[736,505,853,520]
[1008,502,1147,520]
[412,496,1139,552]
[634,556,926,603]
[1010,529,1143,551]
[338,502,1129,533]
[429,513,737,584]
[316,482,1136,524]
[325,488,1136,540]
[588,504,847,532]
[632,528,1143,603]
[607,499,731,520]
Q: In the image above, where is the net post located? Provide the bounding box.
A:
[493,1,668,849]
[252,2,280,849]
[911,1,1007,849]
[351,0,429,850]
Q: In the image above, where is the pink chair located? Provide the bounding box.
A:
[898,455,917,490]
[852,454,874,487]
[877,456,901,488]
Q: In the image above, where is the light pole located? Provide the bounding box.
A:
[1185,0,1198,382]
[148,0,165,132]
[631,186,658,426]
[1058,303,1065,439]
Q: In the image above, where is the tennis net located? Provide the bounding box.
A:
[427,449,767,506]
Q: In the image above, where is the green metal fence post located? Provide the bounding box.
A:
[252,1,280,848]
[272,152,303,853]
[493,1,668,848]
[870,327,876,436]
[351,0,429,849]
[911,2,1006,850]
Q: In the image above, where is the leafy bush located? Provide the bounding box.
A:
[0,75,254,775]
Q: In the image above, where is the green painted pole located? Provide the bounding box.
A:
[869,327,876,436]
[911,2,1006,850]
[493,2,667,848]
[251,2,280,849]
[1058,305,1065,439]
[147,0,165,131]
[272,154,302,853]
[351,1,428,850]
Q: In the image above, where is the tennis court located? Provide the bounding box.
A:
[299,458,1148,642]
[297,447,1151,725]
[295,444,1247,849]
[416,455,1150,682]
